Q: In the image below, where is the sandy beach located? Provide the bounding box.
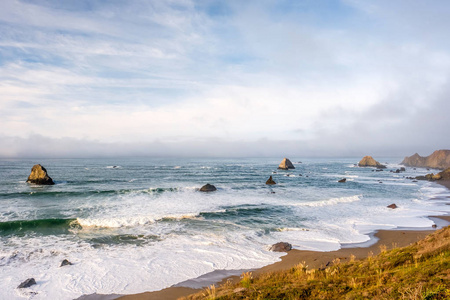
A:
[115,180,450,300]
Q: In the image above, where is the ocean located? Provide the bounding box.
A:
[1,157,449,299]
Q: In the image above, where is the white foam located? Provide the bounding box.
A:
[291,195,361,207]
[0,232,281,300]
[77,213,199,228]
[2,161,450,299]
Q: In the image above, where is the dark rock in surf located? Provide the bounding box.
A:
[400,167,406,172]
[18,278,36,289]
[387,203,398,209]
[199,184,217,192]
[338,178,346,183]
[269,242,292,252]
[266,176,276,185]
[27,164,54,185]
[60,259,72,267]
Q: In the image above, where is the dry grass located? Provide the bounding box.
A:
[183,226,450,300]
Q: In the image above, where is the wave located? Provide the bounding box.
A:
[292,195,361,207]
[0,186,188,199]
[0,218,80,234]
[77,213,200,228]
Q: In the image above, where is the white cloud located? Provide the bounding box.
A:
[0,0,449,157]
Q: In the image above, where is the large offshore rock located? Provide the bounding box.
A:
[26,164,54,185]
[278,158,295,170]
[358,156,386,168]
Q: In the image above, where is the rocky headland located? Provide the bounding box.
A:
[401,149,450,170]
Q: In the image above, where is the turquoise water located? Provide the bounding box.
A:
[0,158,449,299]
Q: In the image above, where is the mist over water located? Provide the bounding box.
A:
[1,158,449,299]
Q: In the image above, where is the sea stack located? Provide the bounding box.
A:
[266,176,276,185]
[278,158,295,170]
[26,164,55,185]
[358,156,386,169]
[199,184,217,192]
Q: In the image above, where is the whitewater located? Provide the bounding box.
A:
[0,157,449,299]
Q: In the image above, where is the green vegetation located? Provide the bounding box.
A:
[184,226,450,300]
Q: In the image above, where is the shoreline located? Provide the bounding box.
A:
[87,180,450,300]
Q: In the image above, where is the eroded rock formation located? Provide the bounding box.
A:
[278,158,295,170]
[358,156,386,168]
[26,164,54,185]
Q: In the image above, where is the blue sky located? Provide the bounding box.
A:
[1,0,450,157]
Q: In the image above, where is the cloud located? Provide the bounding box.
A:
[0,0,449,157]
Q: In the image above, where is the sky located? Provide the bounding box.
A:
[1,0,449,158]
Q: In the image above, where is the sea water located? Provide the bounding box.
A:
[0,158,449,299]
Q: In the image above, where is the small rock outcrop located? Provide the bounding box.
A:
[266,176,276,185]
[60,259,72,267]
[387,204,398,209]
[418,167,450,181]
[199,184,217,192]
[358,156,386,168]
[27,164,54,185]
[18,278,36,289]
[269,242,292,252]
[439,168,450,179]
[401,150,450,170]
[338,178,346,183]
[278,158,295,170]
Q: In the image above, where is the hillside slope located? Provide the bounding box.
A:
[185,226,450,300]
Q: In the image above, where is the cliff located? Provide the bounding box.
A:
[401,150,450,169]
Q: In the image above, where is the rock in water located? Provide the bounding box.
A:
[387,204,398,209]
[278,158,295,170]
[26,164,54,185]
[358,156,386,168]
[418,168,450,181]
[199,184,217,192]
[439,167,450,179]
[60,259,72,267]
[266,176,276,185]
[338,178,346,183]
[269,242,292,252]
[18,278,36,288]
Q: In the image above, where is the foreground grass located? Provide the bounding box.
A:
[184,226,450,300]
